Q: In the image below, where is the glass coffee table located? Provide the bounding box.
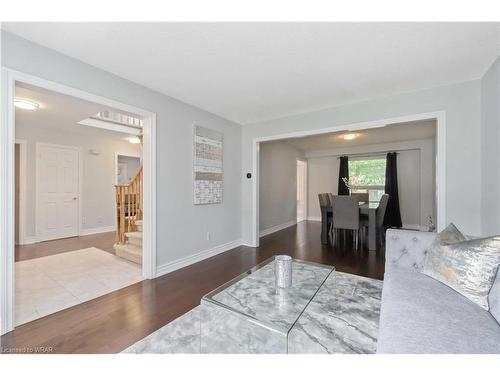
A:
[200,256,335,353]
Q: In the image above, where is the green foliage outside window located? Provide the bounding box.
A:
[348,159,386,186]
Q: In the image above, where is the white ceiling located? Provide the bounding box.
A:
[15,82,138,140]
[4,22,499,124]
[283,120,436,152]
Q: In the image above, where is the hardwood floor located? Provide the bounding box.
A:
[1,221,385,354]
[15,232,116,262]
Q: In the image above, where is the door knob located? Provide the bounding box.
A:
[73,197,78,200]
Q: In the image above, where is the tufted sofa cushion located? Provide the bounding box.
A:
[384,229,437,273]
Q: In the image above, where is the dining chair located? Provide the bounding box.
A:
[327,193,334,207]
[361,193,389,246]
[351,192,369,204]
[331,195,361,249]
[318,193,331,208]
[318,193,333,231]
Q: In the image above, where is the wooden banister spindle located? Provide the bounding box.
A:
[131,180,136,229]
[120,186,126,244]
[128,186,131,233]
[115,187,120,243]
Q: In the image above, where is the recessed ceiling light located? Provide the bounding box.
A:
[343,133,360,140]
[14,98,40,111]
[128,137,141,144]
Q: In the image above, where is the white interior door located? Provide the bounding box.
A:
[37,143,79,241]
[297,160,307,222]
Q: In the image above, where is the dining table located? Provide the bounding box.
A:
[320,201,380,251]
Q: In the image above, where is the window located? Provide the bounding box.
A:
[348,158,386,202]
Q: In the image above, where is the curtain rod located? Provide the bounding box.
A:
[335,148,420,159]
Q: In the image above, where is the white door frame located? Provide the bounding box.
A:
[114,151,141,185]
[296,159,308,223]
[251,111,446,247]
[35,142,81,242]
[0,68,157,334]
[14,139,27,245]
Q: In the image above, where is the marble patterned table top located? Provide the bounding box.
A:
[288,272,383,353]
[124,268,383,354]
[204,258,334,333]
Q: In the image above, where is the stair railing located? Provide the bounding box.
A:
[115,166,143,245]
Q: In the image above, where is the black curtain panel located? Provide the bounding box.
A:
[337,156,349,195]
[384,152,402,228]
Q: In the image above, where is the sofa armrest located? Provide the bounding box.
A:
[385,229,437,273]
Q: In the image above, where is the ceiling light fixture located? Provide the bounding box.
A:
[14,98,40,111]
[128,137,141,144]
[343,133,359,140]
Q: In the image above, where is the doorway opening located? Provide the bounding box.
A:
[1,69,156,334]
[12,82,148,326]
[252,112,445,247]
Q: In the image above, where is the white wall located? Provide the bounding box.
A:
[306,138,435,229]
[481,56,500,236]
[2,31,242,268]
[259,141,304,233]
[243,79,482,243]
[15,123,141,240]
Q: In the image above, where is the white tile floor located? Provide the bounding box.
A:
[15,247,143,326]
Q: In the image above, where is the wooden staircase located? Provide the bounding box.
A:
[114,220,142,264]
[113,166,143,264]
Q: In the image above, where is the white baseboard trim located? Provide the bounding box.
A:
[307,216,321,222]
[155,239,243,278]
[241,241,256,247]
[259,220,297,238]
[79,225,116,236]
[19,236,38,245]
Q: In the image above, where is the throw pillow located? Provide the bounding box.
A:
[422,226,500,310]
